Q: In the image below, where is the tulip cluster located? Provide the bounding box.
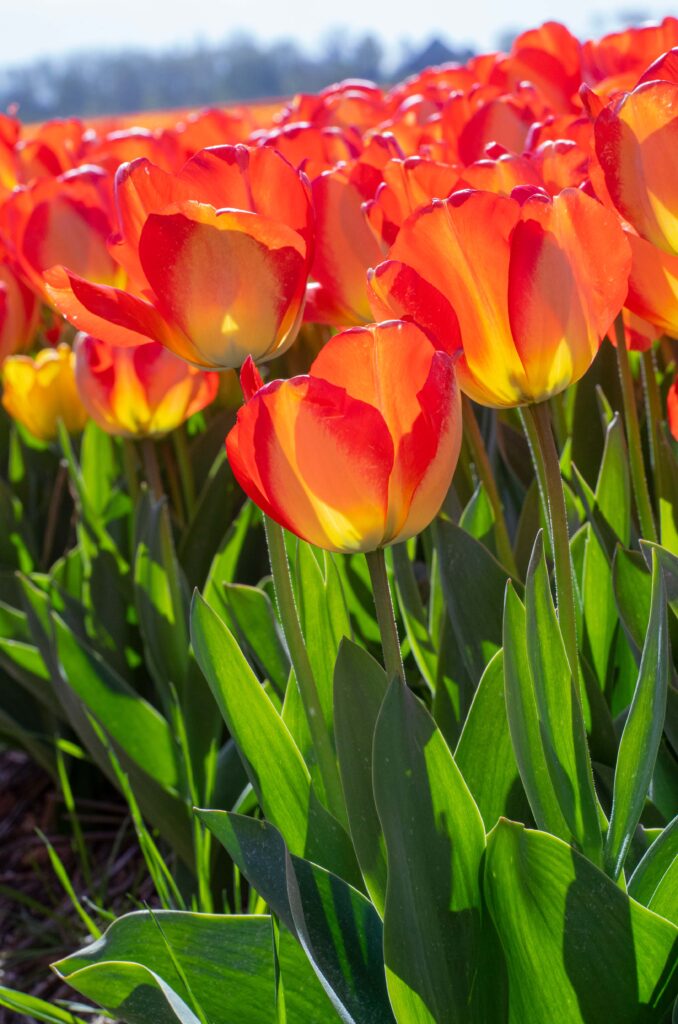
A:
[0,17,676,549]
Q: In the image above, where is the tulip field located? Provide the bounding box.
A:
[1,15,678,1024]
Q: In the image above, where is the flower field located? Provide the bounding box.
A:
[0,15,677,1024]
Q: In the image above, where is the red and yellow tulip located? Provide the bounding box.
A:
[45,145,313,370]
[370,188,631,407]
[74,335,219,438]
[226,320,461,553]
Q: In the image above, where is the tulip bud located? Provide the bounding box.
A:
[2,343,87,441]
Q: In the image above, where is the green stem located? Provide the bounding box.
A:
[522,402,579,681]
[173,426,196,521]
[141,438,164,503]
[462,395,518,576]
[41,461,67,569]
[366,547,405,685]
[614,316,658,541]
[263,516,346,822]
[122,439,140,502]
[641,347,662,475]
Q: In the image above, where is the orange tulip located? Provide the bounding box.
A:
[226,320,461,553]
[369,188,631,407]
[593,77,678,334]
[74,335,218,438]
[0,167,120,303]
[2,343,87,441]
[45,145,313,370]
[307,134,402,325]
[0,253,40,362]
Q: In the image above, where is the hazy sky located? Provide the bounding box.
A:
[0,0,666,66]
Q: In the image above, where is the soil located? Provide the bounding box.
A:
[0,750,152,1023]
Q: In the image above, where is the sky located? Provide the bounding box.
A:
[0,0,667,67]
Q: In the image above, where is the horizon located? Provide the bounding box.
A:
[0,0,668,71]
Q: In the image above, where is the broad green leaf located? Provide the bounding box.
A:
[503,582,571,842]
[434,518,515,688]
[391,542,437,691]
[459,482,497,556]
[54,910,334,1024]
[202,500,259,603]
[455,650,529,830]
[190,593,360,886]
[613,546,653,646]
[52,613,181,791]
[372,678,498,1023]
[630,817,678,922]
[134,493,190,698]
[333,638,388,915]
[525,533,602,863]
[198,811,298,936]
[606,552,670,879]
[581,415,631,689]
[287,851,394,1024]
[50,612,194,863]
[485,820,678,1023]
[295,542,352,737]
[221,583,290,696]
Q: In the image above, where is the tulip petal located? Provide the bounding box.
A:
[310,320,460,541]
[138,202,308,367]
[227,376,393,553]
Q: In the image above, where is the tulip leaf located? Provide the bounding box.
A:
[525,532,602,863]
[459,482,497,556]
[484,819,678,1023]
[195,810,391,1023]
[333,638,388,915]
[391,541,437,691]
[629,817,678,920]
[372,677,501,1023]
[605,551,670,879]
[502,582,572,842]
[613,546,653,652]
[581,415,631,689]
[455,649,529,830]
[0,986,88,1024]
[134,492,191,697]
[295,542,352,737]
[286,851,394,1024]
[220,582,290,696]
[53,910,336,1024]
[190,592,360,886]
[433,518,515,688]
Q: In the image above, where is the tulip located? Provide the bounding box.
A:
[307,135,402,325]
[593,77,678,335]
[0,167,120,303]
[74,335,218,438]
[45,145,313,370]
[0,255,40,362]
[226,320,461,553]
[369,188,631,407]
[1,343,87,441]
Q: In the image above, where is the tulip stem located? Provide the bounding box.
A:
[522,402,579,682]
[641,348,662,475]
[41,461,68,569]
[461,395,518,576]
[173,426,196,520]
[141,438,164,503]
[263,516,346,823]
[614,316,658,541]
[366,548,406,685]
